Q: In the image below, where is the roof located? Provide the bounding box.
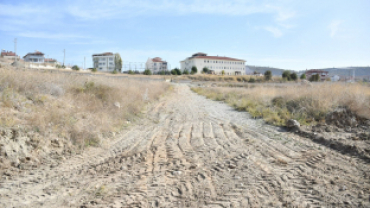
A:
[92,52,114,56]
[1,51,17,56]
[192,56,245,62]
[44,58,57,62]
[192,52,207,57]
[152,57,167,63]
[23,51,44,58]
[305,69,329,74]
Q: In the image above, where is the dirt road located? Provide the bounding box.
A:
[1,84,369,207]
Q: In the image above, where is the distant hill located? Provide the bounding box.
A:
[247,65,370,78]
[246,65,286,76]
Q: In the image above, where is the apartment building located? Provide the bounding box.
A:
[23,51,45,63]
[92,52,115,72]
[146,57,168,74]
[1,50,20,60]
[180,52,246,75]
[305,69,329,81]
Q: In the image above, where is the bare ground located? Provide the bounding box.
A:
[0,84,369,207]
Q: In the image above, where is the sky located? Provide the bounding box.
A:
[0,0,369,71]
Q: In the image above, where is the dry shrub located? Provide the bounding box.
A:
[193,82,370,125]
[0,67,170,147]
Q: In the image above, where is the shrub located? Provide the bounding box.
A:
[309,74,320,82]
[249,77,256,83]
[290,72,298,81]
[128,70,134,75]
[264,70,272,81]
[282,70,291,80]
[91,68,97,72]
[191,66,198,75]
[221,70,225,76]
[159,70,166,75]
[174,68,182,75]
[202,67,209,74]
[171,69,177,75]
[72,65,80,71]
[143,69,152,75]
[112,70,118,74]
[183,69,189,75]
[300,73,306,79]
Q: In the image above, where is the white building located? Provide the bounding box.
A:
[331,75,340,82]
[146,57,168,74]
[1,50,20,60]
[92,52,116,72]
[180,52,246,75]
[23,51,45,63]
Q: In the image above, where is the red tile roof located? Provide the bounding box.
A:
[92,52,114,56]
[152,57,167,63]
[193,56,245,62]
[1,51,17,56]
[44,58,57,62]
[23,51,44,58]
[305,69,328,75]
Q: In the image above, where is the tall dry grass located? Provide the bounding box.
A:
[192,82,370,126]
[182,74,282,83]
[0,66,171,147]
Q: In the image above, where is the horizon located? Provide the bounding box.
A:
[1,0,369,71]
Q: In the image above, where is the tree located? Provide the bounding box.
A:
[91,68,97,72]
[128,70,134,75]
[72,65,80,71]
[159,70,166,75]
[221,70,225,76]
[290,72,298,81]
[114,53,122,72]
[309,74,320,82]
[202,67,209,74]
[191,66,198,74]
[171,69,177,75]
[264,70,272,81]
[282,70,291,80]
[174,68,182,75]
[183,69,189,75]
[300,73,306,79]
[143,69,152,75]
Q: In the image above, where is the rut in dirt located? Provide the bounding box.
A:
[0,84,369,208]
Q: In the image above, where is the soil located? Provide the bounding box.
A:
[0,84,369,207]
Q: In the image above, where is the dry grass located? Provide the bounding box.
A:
[179,74,282,83]
[0,66,171,147]
[192,82,370,126]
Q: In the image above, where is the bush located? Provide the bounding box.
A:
[112,70,118,74]
[91,68,97,72]
[221,70,225,76]
[174,68,182,75]
[300,73,306,79]
[202,67,209,74]
[183,69,189,75]
[290,72,298,81]
[72,65,80,71]
[282,70,291,80]
[309,74,320,82]
[264,70,272,81]
[249,77,256,83]
[191,66,198,75]
[171,69,177,75]
[143,69,152,75]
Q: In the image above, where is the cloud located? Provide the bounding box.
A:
[329,20,342,37]
[263,26,283,38]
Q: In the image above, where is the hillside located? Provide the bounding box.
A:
[246,65,286,76]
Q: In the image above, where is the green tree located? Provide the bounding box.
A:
[183,69,189,75]
[202,67,209,74]
[72,65,80,71]
[143,69,152,75]
[282,70,291,80]
[159,70,166,75]
[264,70,272,81]
[290,72,298,81]
[221,70,225,76]
[128,70,134,75]
[174,68,182,75]
[114,53,122,72]
[171,69,177,75]
[91,68,97,72]
[300,73,306,79]
[309,74,320,82]
[112,70,118,74]
[191,66,198,74]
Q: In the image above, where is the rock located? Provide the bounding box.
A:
[286,119,300,128]
[114,102,121,109]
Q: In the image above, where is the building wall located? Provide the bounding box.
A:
[146,58,167,73]
[93,55,115,72]
[180,58,245,75]
[24,55,44,63]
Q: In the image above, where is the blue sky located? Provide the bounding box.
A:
[0,0,369,70]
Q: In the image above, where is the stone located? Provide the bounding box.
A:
[114,102,120,108]
[286,119,300,128]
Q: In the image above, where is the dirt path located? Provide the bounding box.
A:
[1,84,369,208]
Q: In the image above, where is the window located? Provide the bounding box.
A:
[109,58,113,61]
[100,58,106,61]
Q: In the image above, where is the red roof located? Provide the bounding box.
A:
[193,56,245,62]
[92,52,114,56]
[23,51,45,58]
[152,57,166,63]
[1,51,17,56]
[305,69,328,74]
[45,58,57,62]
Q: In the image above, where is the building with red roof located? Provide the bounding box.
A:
[180,52,246,75]
[146,57,168,73]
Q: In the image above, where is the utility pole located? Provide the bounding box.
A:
[84,57,86,70]
[14,38,17,68]
[63,49,65,67]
